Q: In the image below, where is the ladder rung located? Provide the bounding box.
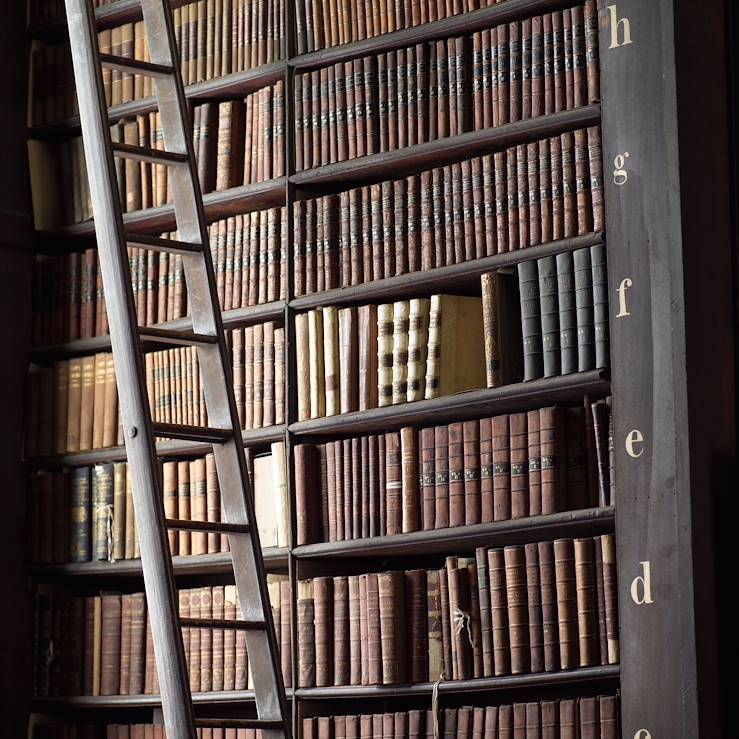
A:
[126,233,203,256]
[99,53,173,78]
[139,326,218,346]
[112,141,188,165]
[165,518,250,535]
[152,422,232,444]
[194,719,284,730]
[181,617,266,630]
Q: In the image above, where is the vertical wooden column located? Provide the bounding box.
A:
[599,0,732,735]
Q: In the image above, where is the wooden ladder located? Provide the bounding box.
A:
[62,1,291,737]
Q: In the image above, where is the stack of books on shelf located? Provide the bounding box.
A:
[33,577,291,698]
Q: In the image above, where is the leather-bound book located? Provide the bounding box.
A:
[92,463,114,562]
[70,467,92,563]
[540,700,558,738]
[476,547,494,677]
[434,424,450,528]
[473,32,484,129]
[451,162,464,263]
[367,435,380,537]
[553,538,579,669]
[470,157,485,259]
[573,247,595,371]
[199,586,213,693]
[354,58,367,158]
[462,421,481,525]
[357,574,370,685]
[253,322,265,428]
[518,260,544,381]
[481,155,497,258]
[295,444,318,546]
[537,139,552,245]
[343,438,354,538]
[599,695,618,739]
[100,594,122,696]
[378,571,406,684]
[316,196,326,293]
[493,151,509,253]
[262,321,276,427]
[112,463,127,561]
[442,165,455,265]
[346,576,361,685]
[126,592,146,695]
[352,436,362,538]
[407,175,422,271]
[563,9,575,110]
[503,546,529,674]
[334,440,345,541]
[540,406,566,514]
[326,442,338,541]
[332,577,350,685]
[426,568,443,681]
[313,577,334,687]
[205,454,220,554]
[385,431,402,535]
[509,412,529,518]
[407,298,430,403]
[92,354,106,450]
[483,706,499,739]
[392,301,410,404]
[555,251,577,375]
[600,533,619,664]
[405,569,428,682]
[275,326,285,424]
[492,414,511,521]
[574,538,598,667]
[438,566,453,680]
[279,579,292,688]
[377,303,395,408]
[480,271,522,388]
[488,548,510,676]
[296,312,311,421]
[476,418,493,523]
[558,698,576,739]
[78,355,95,451]
[392,181,408,277]
[401,427,419,533]
[552,11,566,112]
[590,399,611,506]
[495,23,510,125]
[339,191,351,286]
[322,306,340,417]
[297,580,316,687]
[524,409,543,516]
[586,126,604,233]
[520,543,545,675]
[366,573,382,684]
[592,536,609,664]
[190,457,207,555]
[515,145,529,249]
[211,585,225,692]
[305,200,317,294]
[188,587,201,692]
[560,132,577,238]
[222,585,237,691]
[536,539,560,672]
[578,696,598,739]
[590,243,609,370]
[339,307,359,413]
[447,422,465,528]
[176,460,191,556]
[550,135,564,241]
[565,407,588,510]
[571,7,586,109]
[536,256,561,378]
[420,428,436,530]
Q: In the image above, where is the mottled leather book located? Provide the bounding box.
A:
[447,422,465,528]
[100,593,122,696]
[540,405,566,514]
[378,571,406,684]
[481,271,523,388]
[385,431,402,536]
[491,414,511,522]
[600,533,619,664]
[405,569,428,682]
[348,576,361,685]
[488,548,510,676]
[420,427,436,530]
[427,568,443,681]
[434,424,450,529]
[332,576,349,685]
[503,546,529,674]
[297,580,316,687]
[295,444,319,546]
[366,572,382,684]
[553,538,579,669]
[461,420,481,525]
[475,547,493,677]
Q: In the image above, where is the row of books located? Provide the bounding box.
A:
[294,128,604,296]
[25,323,285,457]
[31,1,288,125]
[32,207,288,346]
[33,579,291,697]
[517,246,608,382]
[33,728,265,739]
[303,700,619,739]
[295,294,489,421]
[295,0,518,53]
[294,6,599,169]
[294,401,613,546]
[51,85,285,225]
[297,535,618,687]
[29,442,290,565]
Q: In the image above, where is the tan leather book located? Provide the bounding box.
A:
[163,461,178,555]
[406,298,430,403]
[358,304,378,410]
[424,295,486,400]
[102,353,118,448]
[574,537,598,667]
[124,468,137,559]
[112,462,127,562]
[78,355,96,451]
[322,305,340,416]
[190,457,207,555]
[308,309,326,419]
[53,360,69,455]
[177,460,191,555]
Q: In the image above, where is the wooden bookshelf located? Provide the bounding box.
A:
[17,0,734,736]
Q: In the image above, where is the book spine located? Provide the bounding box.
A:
[518,260,543,381]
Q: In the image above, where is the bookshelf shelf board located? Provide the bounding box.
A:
[31,687,295,709]
[292,507,615,560]
[289,370,610,438]
[30,301,286,361]
[291,0,583,71]
[290,106,600,191]
[35,178,286,251]
[294,666,620,700]
[28,547,289,581]
[29,62,287,141]
[26,425,286,468]
[291,233,605,310]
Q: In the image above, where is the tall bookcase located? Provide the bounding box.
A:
[8,0,734,736]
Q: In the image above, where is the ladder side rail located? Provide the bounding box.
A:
[63,2,195,737]
[140,1,290,730]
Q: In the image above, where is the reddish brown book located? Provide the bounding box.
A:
[385,431,402,535]
[400,427,419,533]
[366,572,382,684]
[540,406,566,514]
[100,594,122,696]
[476,547,493,677]
[420,427,436,530]
[378,571,406,684]
[297,581,315,687]
[434,424,450,528]
[488,548,510,676]
[553,538,579,669]
[332,576,349,685]
[574,537,599,667]
[448,422,465,527]
[503,546,529,674]
[491,415,511,521]
[601,533,619,664]
[312,577,332,688]
[509,413,529,518]
[524,542,545,674]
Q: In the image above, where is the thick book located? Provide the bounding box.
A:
[480,271,523,388]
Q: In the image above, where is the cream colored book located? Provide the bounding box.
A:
[377,303,394,407]
[392,300,410,405]
[407,298,431,402]
[295,312,311,421]
[322,305,339,416]
[308,308,325,419]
